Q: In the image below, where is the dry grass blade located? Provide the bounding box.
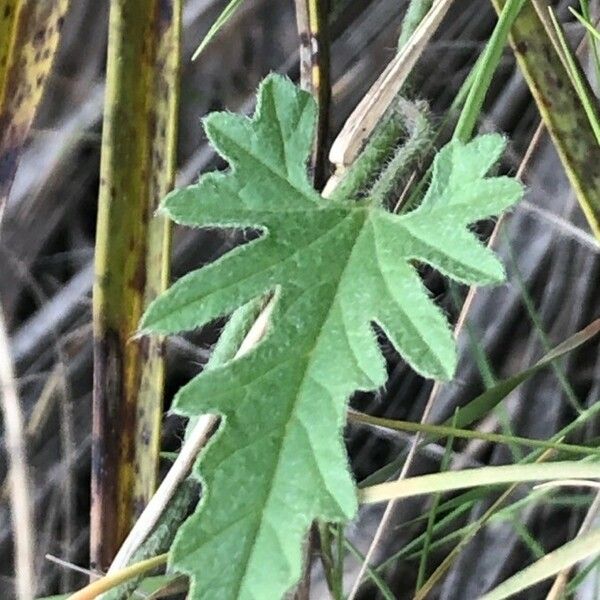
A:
[491,0,600,239]
[0,303,34,599]
[545,491,600,598]
[480,527,600,600]
[328,0,456,171]
[91,0,181,570]
[106,415,215,572]
[0,0,69,225]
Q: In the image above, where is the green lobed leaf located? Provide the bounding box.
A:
[141,74,522,600]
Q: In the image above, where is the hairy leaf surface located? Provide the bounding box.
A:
[141,74,522,600]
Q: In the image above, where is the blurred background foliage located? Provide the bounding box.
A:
[1,0,600,598]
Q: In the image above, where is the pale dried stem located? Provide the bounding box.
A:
[0,303,35,599]
[107,413,216,572]
[108,297,277,572]
[45,554,100,579]
[327,0,457,174]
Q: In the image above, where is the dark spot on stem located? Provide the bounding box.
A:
[33,28,46,46]
[299,31,311,47]
[158,0,173,22]
[515,40,527,54]
[0,147,19,190]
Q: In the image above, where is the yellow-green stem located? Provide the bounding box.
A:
[349,410,600,457]
[295,0,330,186]
[67,553,168,600]
[92,0,181,570]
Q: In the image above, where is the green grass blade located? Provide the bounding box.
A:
[413,451,564,599]
[344,538,397,600]
[481,528,600,600]
[510,518,545,559]
[505,235,584,413]
[376,501,477,569]
[571,5,600,43]
[448,319,600,430]
[574,2,600,89]
[349,411,600,457]
[359,390,600,488]
[416,419,455,589]
[360,462,600,504]
[372,399,600,583]
[547,7,600,145]
[191,0,245,60]
[454,0,526,142]
[566,551,600,594]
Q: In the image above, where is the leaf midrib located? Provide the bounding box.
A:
[234,208,373,598]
